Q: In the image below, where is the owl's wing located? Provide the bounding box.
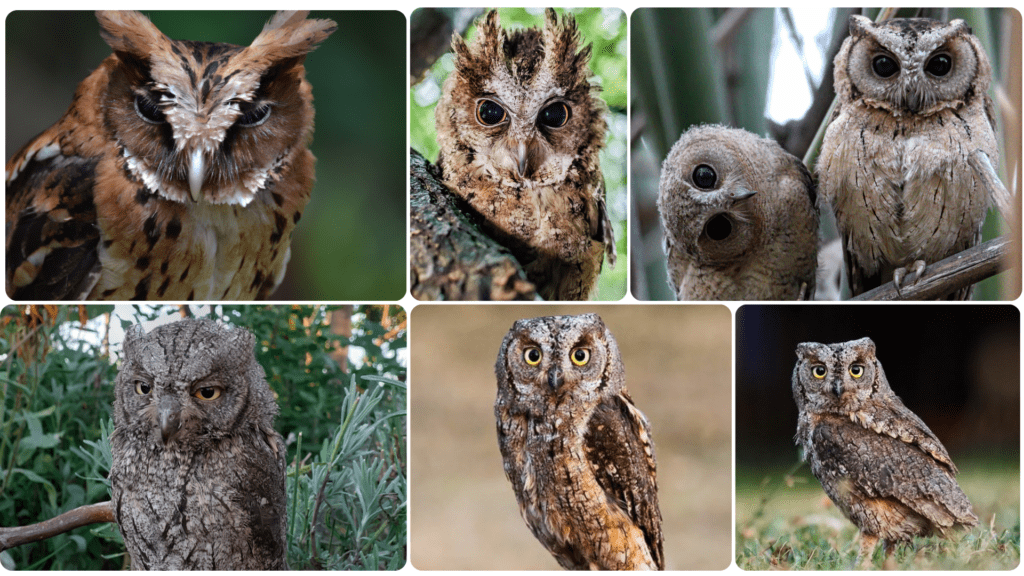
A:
[857,398,959,474]
[811,417,977,529]
[585,391,664,569]
[591,177,616,267]
[6,135,102,300]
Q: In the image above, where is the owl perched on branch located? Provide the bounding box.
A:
[434,9,615,301]
[495,314,663,570]
[817,15,998,299]
[6,11,336,300]
[792,337,977,566]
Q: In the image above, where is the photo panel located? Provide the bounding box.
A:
[410,303,731,570]
[736,303,1020,569]
[409,8,627,301]
[6,11,406,301]
[0,304,407,570]
[631,8,1020,301]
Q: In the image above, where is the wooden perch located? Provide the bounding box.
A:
[0,501,114,552]
[851,237,1011,300]
[409,149,538,300]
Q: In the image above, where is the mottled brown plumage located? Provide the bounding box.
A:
[818,15,997,299]
[6,11,335,300]
[792,337,977,566]
[110,319,287,570]
[658,125,819,300]
[495,314,663,570]
[435,10,614,301]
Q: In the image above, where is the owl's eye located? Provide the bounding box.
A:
[692,164,717,189]
[523,347,542,366]
[849,365,865,378]
[476,100,507,126]
[237,101,272,127]
[194,387,222,400]
[811,366,827,379]
[925,54,952,77]
[570,348,590,366]
[704,214,733,241]
[134,380,152,395]
[538,102,570,128]
[134,94,166,124]
[872,55,900,78]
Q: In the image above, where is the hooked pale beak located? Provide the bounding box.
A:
[158,396,182,444]
[188,148,205,202]
[516,141,529,178]
[730,187,757,202]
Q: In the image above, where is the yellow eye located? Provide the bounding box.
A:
[850,365,865,378]
[811,366,827,379]
[523,347,542,366]
[195,387,221,400]
[134,380,151,395]
[570,348,590,366]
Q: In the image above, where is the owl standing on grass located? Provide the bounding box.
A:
[434,9,615,301]
[6,11,335,300]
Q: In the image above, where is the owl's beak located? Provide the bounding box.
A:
[159,397,182,444]
[188,149,205,202]
[546,367,564,390]
[516,141,529,178]
[730,187,757,202]
[832,378,844,398]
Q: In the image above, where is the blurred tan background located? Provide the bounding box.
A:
[410,304,732,570]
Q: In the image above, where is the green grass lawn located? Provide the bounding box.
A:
[736,459,1020,570]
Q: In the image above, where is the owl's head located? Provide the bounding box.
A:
[96,11,336,206]
[658,125,815,268]
[114,319,277,451]
[793,337,883,415]
[436,9,606,185]
[837,15,991,115]
[496,313,621,417]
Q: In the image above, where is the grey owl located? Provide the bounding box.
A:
[658,125,818,300]
[817,15,998,299]
[495,314,663,570]
[435,9,615,301]
[792,337,977,566]
[109,318,288,570]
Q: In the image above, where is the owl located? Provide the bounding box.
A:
[434,9,615,301]
[109,319,288,570]
[792,337,978,566]
[495,314,663,570]
[658,125,819,300]
[817,15,998,299]
[6,11,336,300]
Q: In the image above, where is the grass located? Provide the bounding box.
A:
[736,459,1020,570]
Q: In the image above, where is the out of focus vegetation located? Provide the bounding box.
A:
[410,8,628,300]
[0,304,406,570]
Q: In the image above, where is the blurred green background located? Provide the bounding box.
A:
[410,8,627,300]
[6,11,407,301]
[631,8,1020,300]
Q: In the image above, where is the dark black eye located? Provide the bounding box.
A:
[704,213,733,241]
[237,102,272,127]
[538,102,570,128]
[134,93,166,124]
[134,380,151,395]
[692,164,717,189]
[872,55,900,78]
[476,100,507,126]
[925,54,952,77]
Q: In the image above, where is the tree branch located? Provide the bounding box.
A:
[0,501,114,552]
[851,237,1011,300]
[409,149,537,300]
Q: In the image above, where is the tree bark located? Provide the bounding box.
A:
[0,501,114,552]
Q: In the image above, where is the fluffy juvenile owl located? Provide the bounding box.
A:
[658,125,819,300]
[792,337,978,566]
[817,15,997,299]
[495,314,663,570]
[435,9,615,301]
[6,11,336,300]
[110,319,288,570]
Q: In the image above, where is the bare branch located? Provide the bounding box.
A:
[851,237,1011,300]
[0,501,114,552]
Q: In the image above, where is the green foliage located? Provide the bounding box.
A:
[0,305,407,570]
[410,8,627,300]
